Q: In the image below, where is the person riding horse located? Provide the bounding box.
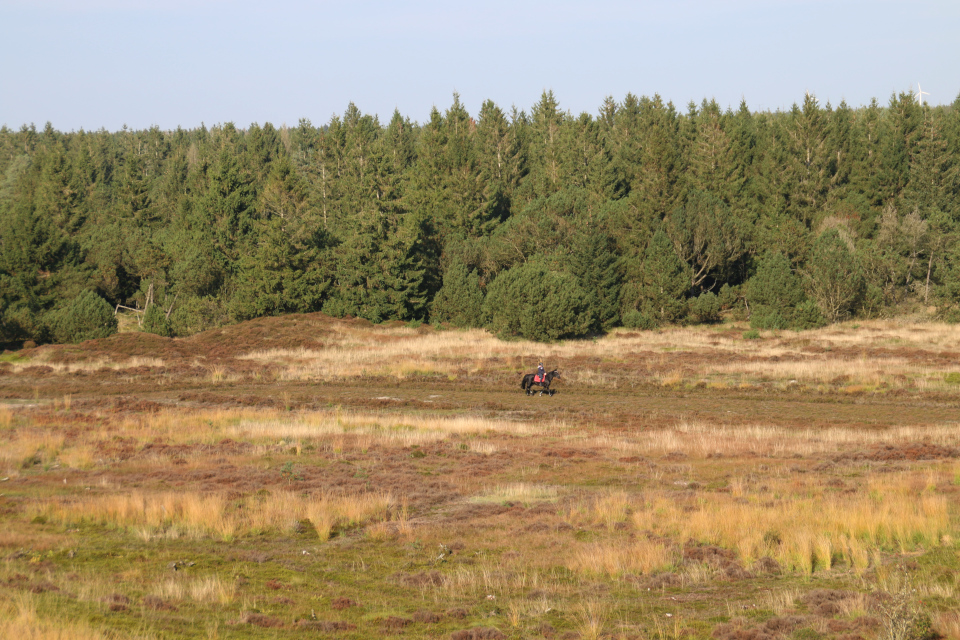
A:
[522,365,560,395]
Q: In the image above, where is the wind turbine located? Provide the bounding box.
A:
[916,83,930,106]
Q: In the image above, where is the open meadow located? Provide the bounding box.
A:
[1,314,960,639]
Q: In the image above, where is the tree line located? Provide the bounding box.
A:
[1,90,959,344]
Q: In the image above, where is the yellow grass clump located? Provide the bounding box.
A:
[0,431,64,472]
[37,489,393,540]
[152,575,235,605]
[0,595,116,640]
[0,405,12,429]
[10,356,165,376]
[563,491,632,529]
[591,421,960,459]
[567,539,675,577]
[231,409,547,445]
[472,483,559,505]
[631,477,948,573]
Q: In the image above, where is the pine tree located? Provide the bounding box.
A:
[622,229,689,326]
[747,251,820,329]
[526,90,565,199]
[804,228,864,321]
[48,289,117,343]
[567,230,622,331]
[430,257,484,327]
[483,258,593,341]
[665,190,750,290]
[230,156,333,320]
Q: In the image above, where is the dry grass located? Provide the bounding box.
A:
[563,491,632,529]
[574,599,611,640]
[591,421,960,458]
[0,431,64,472]
[152,575,235,605]
[0,531,66,551]
[567,539,675,577]
[631,475,948,572]
[935,611,960,640]
[0,595,118,640]
[36,489,392,540]
[15,317,960,395]
[0,406,12,429]
[229,318,960,396]
[472,483,559,505]
[230,409,547,445]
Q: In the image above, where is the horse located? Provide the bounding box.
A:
[520,370,560,396]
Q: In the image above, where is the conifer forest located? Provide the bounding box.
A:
[2,90,959,344]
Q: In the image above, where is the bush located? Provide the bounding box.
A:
[747,252,823,330]
[48,291,117,344]
[804,228,864,322]
[689,292,721,324]
[792,300,826,330]
[622,309,658,330]
[142,304,172,337]
[483,260,594,341]
[169,296,229,337]
[750,307,789,330]
[718,283,740,310]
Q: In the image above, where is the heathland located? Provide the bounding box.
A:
[1,314,959,639]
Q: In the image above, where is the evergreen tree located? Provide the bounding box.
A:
[48,290,117,344]
[230,156,333,320]
[483,259,593,341]
[430,257,484,327]
[804,228,864,321]
[665,190,751,290]
[567,230,622,331]
[621,229,689,327]
[747,251,822,329]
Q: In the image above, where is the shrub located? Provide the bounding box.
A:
[747,252,824,330]
[48,291,117,344]
[142,304,172,337]
[804,229,865,322]
[483,260,594,341]
[689,291,721,324]
[169,296,229,337]
[792,300,826,330]
[749,306,788,330]
[621,309,658,330]
[718,283,740,309]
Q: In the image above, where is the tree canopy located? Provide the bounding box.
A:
[2,89,959,343]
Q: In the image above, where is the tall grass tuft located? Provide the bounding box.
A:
[630,477,948,572]
[567,539,674,577]
[0,594,114,640]
[38,489,392,540]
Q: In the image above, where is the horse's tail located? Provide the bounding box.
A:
[520,376,526,389]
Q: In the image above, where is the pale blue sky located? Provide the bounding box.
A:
[1,0,958,131]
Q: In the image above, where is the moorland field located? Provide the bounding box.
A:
[1,314,960,639]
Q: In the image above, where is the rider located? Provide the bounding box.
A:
[537,361,545,383]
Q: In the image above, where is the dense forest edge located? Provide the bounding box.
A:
[1,89,959,346]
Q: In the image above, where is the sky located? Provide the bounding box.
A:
[1,0,958,132]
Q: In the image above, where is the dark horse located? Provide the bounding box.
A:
[520,370,560,396]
